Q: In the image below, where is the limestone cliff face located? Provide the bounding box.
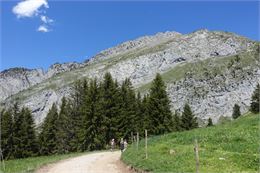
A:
[0,68,45,101]
[1,29,259,125]
[0,62,85,102]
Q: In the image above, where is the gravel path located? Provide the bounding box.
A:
[35,151,131,173]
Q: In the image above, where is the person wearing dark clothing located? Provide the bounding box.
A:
[120,138,124,153]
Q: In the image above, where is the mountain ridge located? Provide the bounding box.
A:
[1,29,259,125]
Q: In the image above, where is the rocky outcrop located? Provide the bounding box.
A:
[0,62,85,102]
[0,68,45,101]
[167,62,260,124]
[0,29,259,125]
[88,31,182,63]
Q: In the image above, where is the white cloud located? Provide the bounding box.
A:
[13,0,54,33]
[13,0,49,18]
[37,25,49,32]
[41,15,53,24]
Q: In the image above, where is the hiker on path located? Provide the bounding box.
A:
[120,138,124,153]
[123,139,128,152]
[110,138,115,151]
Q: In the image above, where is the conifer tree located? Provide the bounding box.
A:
[100,73,121,143]
[147,73,174,135]
[172,111,182,131]
[12,103,24,158]
[135,94,150,137]
[181,103,198,130]
[56,97,71,153]
[20,107,38,157]
[207,118,213,127]
[117,78,137,140]
[0,109,14,159]
[39,103,59,155]
[82,79,106,150]
[232,104,241,119]
[71,80,89,151]
[250,84,259,113]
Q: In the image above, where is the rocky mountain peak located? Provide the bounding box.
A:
[88,31,182,64]
[0,29,259,126]
[46,62,85,78]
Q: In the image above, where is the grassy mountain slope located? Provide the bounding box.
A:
[122,113,259,173]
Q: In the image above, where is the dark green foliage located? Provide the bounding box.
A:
[12,103,24,158]
[2,72,186,159]
[207,118,213,127]
[147,73,174,135]
[56,97,72,154]
[39,104,59,155]
[70,80,89,151]
[117,78,138,140]
[20,107,38,157]
[100,73,121,143]
[172,111,182,131]
[250,84,259,113]
[1,109,14,159]
[1,104,38,159]
[82,79,106,151]
[181,104,198,130]
[232,104,241,119]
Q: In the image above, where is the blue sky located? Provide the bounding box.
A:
[1,1,259,71]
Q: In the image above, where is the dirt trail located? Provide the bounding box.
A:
[36,151,132,173]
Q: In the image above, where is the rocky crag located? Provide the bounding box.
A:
[1,29,259,125]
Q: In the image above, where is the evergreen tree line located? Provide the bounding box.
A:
[38,73,199,154]
[0,104,38,160]
[1,73,259,159]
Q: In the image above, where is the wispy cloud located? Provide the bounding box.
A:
[12,0,54,33]
[37,25,49,33]
[40,15,53,24]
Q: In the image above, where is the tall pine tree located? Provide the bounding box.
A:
[39,103,59,155]
[100,73,121,144]
[0,109,14,159]
[82,79,106,151]
[12,103,24,158]
[71,79,89,151]
[147,73,174,135]
[56,97,71,154]
[20,107,38,157]
[117,78,137,140]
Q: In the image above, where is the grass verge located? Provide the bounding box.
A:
[122,113,259,173]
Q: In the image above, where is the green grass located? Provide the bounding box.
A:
[122,113,259,173]
[0,152,86,173]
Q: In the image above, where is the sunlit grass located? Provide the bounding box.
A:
[122,113,259,173]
